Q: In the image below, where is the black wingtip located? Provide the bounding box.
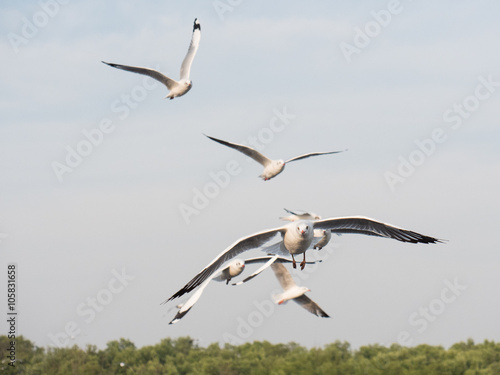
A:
[420,236,446,244]
[193,18,201,31]
[204,134,217,142]
[169,307,191,325]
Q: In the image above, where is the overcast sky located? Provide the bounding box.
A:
[1,0,500,351]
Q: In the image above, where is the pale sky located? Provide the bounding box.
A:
[1,0,500,350]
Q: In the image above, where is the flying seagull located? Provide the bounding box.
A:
[164,217,443,303]
[102,18,201,100]
[205,134,346,181]
[279,209,330,249]
[168,256,321,324]
[271,262,329,318]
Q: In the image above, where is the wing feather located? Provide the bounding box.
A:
[164,227,285,303]
[180,18,201,80]
[313,216,443,244]
[294,295,330,318]
[232,256,321,286]
[285,150,346,163]
[102,61,177,89]
[231,255,279,286]
[205,134,272,166]
[270,263,296,291]
[168,274,212,325]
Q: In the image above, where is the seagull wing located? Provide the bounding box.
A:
[232,255,321,286]
[313,216,443,244]
[280,208,320,221]
[243,255,319,265]
[102,61,177,89]
[164,226,286,303]
[180,18,201,80]
[283,208,303,216]
[271,262,297,291]
[285,150,346,163]
[313,230,331,250]
[211,266,230,282]
[168,274,213,324]
[293,295,330,318]
[232,255,279,286]
[205,134,272,167]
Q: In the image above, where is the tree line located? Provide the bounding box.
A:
[1,335,499,374]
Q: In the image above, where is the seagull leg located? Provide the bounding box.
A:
[226,278,231,285]
[291,254,297,269]
[300,253,306,270]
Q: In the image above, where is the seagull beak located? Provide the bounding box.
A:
[241,264,245,268]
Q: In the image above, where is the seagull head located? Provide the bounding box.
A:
[296,222,310,236]
[229,259,245,277]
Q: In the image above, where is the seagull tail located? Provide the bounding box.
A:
[272,293,285,305]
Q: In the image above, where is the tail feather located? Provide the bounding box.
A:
[272,293,285,305]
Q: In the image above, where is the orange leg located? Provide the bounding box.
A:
[291,254,297,269]
[300,253,306,270]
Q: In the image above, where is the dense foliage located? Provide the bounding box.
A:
[1,335,499,374]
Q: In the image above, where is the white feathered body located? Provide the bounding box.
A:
[260,160,285,180]
[212,260,245,282]
[282,221,314,255]
[165,80,192,99]
[272,286,309,305]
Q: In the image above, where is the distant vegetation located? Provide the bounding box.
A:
[1,335,499,374]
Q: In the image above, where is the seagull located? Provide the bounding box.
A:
[279,209,330,249]
[164,217,443,303]
[168,256,321,324]
[212,259,245,285]
[271,262,329,318]
[168,258,245,324]
[102,18,201,100]
[204,134,346,181]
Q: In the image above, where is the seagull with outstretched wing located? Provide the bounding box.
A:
[102,18,201,100]
[205,134,346,181]
[278,208,330,249]
[163,216,443,304]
